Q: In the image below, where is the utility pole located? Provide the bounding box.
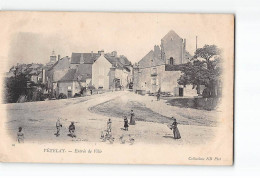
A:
[196,36,198,51]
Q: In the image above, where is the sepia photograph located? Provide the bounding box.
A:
[0,11,234,165]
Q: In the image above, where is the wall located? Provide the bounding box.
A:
[58,81,73,97]
[115,68,129,88]
[161,35,183,65]
[92,55,112,90]
[135,65,198,96]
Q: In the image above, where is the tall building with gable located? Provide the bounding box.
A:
[133,30,200,97]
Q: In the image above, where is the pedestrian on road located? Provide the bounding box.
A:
[124,116,129,131]
[170,117,181,139]
[107,118,112,133]
[69,122,76,138]
[56,118,62,137]
[129,110,135,125]
[157,88,161,101]
[17,127,24,143]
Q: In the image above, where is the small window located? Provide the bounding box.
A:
[169,57,174,65]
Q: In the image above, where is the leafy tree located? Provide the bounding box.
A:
[4,74,29,103]
[178,45,222,98]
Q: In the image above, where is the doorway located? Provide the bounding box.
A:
[68,91,72,98]
[179,88,183,97]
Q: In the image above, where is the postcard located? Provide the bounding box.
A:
[0,12,234,165]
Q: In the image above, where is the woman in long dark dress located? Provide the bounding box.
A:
[129,110,135,125]
[171,118,181,139]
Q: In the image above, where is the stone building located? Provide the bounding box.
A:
[48,50,132,97]
[46,56,71,97]
[92,50,132,90]
[133,30,198,97]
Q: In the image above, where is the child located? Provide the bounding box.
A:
[128,134,135,145]
[17,127,24,143]
[100,131,104,139]
[69,122,76,138]
[56,118,62,136]
[119,134,126,144]
[107,118,112,133]
[124,116,129,131]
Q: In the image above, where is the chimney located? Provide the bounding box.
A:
[80,53,84,64]
[58,54,61,61]
[91,51,93,57]
[98,50,105,56]
[111,51,117,57]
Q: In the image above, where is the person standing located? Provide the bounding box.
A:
[56,118,62,137]
[107,118,112,133]
[124,116,129,131]
[157,88,161,101]
[129,110,135,125]
[69,122,76,138]
[170,117,181,139]
[17,127,24,143]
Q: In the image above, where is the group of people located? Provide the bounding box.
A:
[123,109,135,131]
[16,109,181,143]
[100,109,136,143]
[55,119,76,138]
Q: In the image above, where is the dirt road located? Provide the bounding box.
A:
[4,91,218,145]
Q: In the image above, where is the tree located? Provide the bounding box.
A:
[178,44,222,98]
[4,74,29,103]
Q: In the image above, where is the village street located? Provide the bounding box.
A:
[4,91,219,145]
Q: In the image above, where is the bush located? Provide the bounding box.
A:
[74,93,81,98]
[58,93,67,99]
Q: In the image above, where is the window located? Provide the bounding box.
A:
[169,57,175,65]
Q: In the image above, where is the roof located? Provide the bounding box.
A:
[74,64,92,80]
[59,65,92,82]
[138,50,165,68]
[162,30,182,41]
[104,54,131,71]
[48,56,70,71]
[59,69,77,82]
[71,53,100,64]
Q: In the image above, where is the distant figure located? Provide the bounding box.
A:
[124,116,129,131]
[69,122,76,138]
[17,127,24,143]
[107,118,112,133]
[102,131,114,143]
[56,118,62,137]
[170,118,181,139]
[156,92,160,101]
[119,134,126,144]
[128,134,135,145]
[100,131,105,139]
[129,110,135,125]
[157,88,161,101]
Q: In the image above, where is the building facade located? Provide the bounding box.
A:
[45,50,133,97]
[133,30,198,97]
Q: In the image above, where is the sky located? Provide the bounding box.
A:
[0,12,234,72]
